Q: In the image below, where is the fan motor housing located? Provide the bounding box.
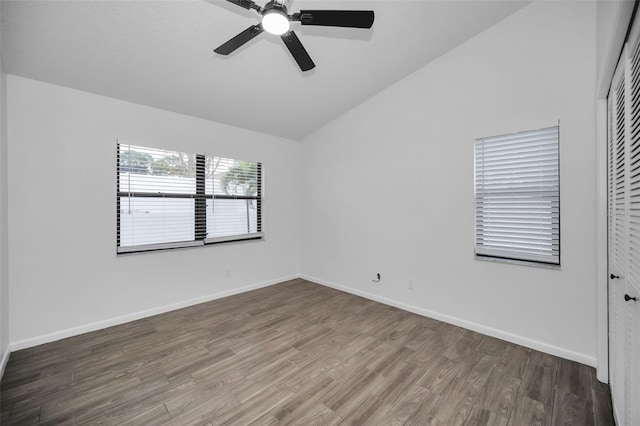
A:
[263,1,288,15]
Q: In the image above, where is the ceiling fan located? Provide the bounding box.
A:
[214,0,375,72]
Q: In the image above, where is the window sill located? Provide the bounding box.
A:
[474,254,560,270]
[118,233,264,255]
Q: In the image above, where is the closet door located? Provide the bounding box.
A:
[607,23,640,426]
[608,59,627,425]
[625,28,640,426]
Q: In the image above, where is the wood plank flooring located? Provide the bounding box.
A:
[0,279,614,425]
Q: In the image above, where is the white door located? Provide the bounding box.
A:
[607,21,640,426]
[608,58,627,425]
[624,23,640,426]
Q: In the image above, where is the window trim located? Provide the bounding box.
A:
[473,125,561,268]
[116,143,264,254]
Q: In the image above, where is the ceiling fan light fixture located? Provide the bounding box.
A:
[214,0,375,72]
[262,10,289,35]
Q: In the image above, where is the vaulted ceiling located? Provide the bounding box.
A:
[1,0,529,140]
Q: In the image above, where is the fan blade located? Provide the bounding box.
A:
[281,31,315,72]
[223,0,261,12]
[214,24,264,55]
[298,10,374,28]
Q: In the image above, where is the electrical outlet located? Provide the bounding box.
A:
[372,273,381,283]
[408,277,415,290]
[225,268,231,278]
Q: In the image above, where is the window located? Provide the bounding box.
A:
[474,126,560,266]
[117,143,263,254]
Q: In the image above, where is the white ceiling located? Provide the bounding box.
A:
[1,0,529,140]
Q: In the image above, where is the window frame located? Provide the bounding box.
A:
[116,143,263,254]
[473,125,561,268]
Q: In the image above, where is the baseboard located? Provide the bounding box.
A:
[0,343,10,380]
[613,404,621,426]
[9,273,597,368]
[596,366,609,383]
[10,274,299,351]
[300,274,597,368]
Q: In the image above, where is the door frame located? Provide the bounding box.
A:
[596,98,608,383]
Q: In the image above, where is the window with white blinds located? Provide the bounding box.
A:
[117,144,263,254]
[205,157,262,244]
[474,126,560,266]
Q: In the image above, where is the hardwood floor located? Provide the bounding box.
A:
[1,279,614,425]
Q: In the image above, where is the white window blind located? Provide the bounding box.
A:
[205,156,262,243]
[117,144,263,254]
[474,126,560,266]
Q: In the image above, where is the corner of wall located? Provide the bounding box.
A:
[0,1,11,379]
[298,1,599,366]
[0,342,9,379]
[596,0,635,96]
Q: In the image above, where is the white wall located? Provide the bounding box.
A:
[7,76,301,346]
[0,9,9,373]
[301,1,598,365]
